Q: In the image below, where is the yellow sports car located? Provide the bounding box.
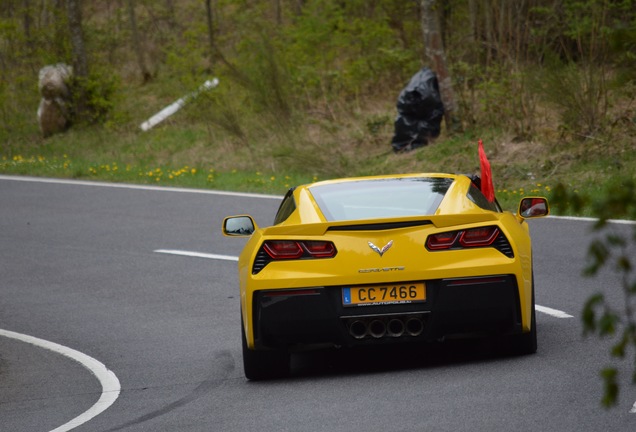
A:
[223,173,549,380]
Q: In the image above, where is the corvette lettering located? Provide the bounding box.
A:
[358,266,405,273]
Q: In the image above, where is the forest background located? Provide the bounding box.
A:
[1,0,636,407]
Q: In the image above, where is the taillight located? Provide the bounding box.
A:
[459,226,499,247]
[426,232,460,250]
[303,241,336,257]
[262,240,337,260]
[426,226,501,251]
[263,241,304,259]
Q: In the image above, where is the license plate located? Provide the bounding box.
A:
[342,283,426,307]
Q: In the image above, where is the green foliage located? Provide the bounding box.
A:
[540,62,610,136]
[553,178,636,408]
[278,0,419,98]
[82,70,120,125]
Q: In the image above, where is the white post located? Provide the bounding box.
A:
[140,78,219,131]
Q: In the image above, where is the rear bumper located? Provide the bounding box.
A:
[251,274,523,350]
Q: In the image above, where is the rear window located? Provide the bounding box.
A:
[309,177,453,221]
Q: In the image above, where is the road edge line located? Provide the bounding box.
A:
[0,329,121,432]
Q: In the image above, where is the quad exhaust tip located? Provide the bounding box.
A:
[349,320,367,339]
[347,316,425,340]
[369,320,386,338]
[387,319,405,337]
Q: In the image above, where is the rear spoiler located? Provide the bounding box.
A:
[262,213,500,236]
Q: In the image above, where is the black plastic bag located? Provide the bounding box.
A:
[391,68,444,153]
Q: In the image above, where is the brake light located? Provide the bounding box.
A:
[459,227,499,247]
[303,241,336,257]
[262,240,337,260]
[426,232,459,250]
[426,226,501,251]
[263,241,304,259]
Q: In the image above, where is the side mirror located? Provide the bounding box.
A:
[223,215,256,236]
[518,197,549,219]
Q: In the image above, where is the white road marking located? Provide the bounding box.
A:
[630,401,636,414]
[155,249,239,261]
[0,329,121,432]
[156,250,575,319]
[0,175,281,199]
[547,215,636,225]
[536,305,574,318]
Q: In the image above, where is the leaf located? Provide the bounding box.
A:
[584,240,609,276]
[582,293,604,334]
[616,256,632,272]
[610,332,628,358]
[600,367,619,408]
[598,311,617,336]
[606,234,626,247]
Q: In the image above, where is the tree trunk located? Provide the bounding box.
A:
[420,0,460,132]
[22,0,32,49]
[484,0,493,65]
[205,0,215,67]
[66,0,89,120]
[165,0,176,27]
[204,0,251,86]
[127,0,151,83]
[274,0,282,25]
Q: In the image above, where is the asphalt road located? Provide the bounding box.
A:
[0,176,634,432]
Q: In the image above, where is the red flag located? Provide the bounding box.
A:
[478,139,495,202]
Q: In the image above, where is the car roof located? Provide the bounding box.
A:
[278,173,488,225]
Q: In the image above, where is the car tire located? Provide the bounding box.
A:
[241,316,289,380]
[512,280,537,355]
